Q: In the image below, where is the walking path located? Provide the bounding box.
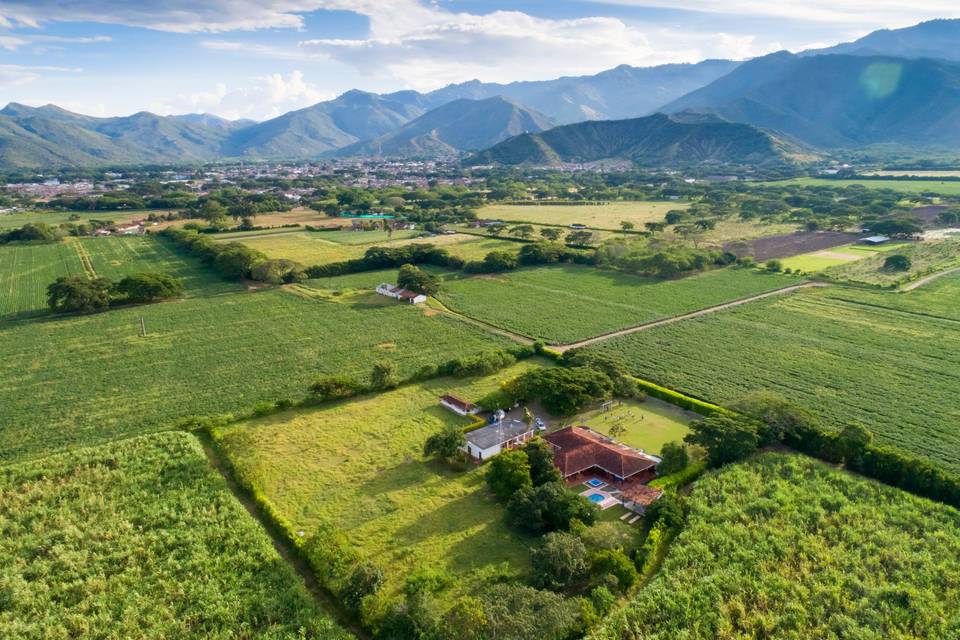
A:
[899,266,960,292]
[549,282,826,353]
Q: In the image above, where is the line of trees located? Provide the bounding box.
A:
[47,272,184,313]
[162,228,306,283]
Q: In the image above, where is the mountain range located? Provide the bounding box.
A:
[4,19,960,169]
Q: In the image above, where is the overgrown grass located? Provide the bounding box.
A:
[596,453,960,639]
[822,239,960,286]
[478,201,687,230]
[0,288,514,463]
[0,241,85,318]
[0,432,349,639]
[773,176,960,196]
[589,286,960,471]
[436,265,799,343]
[213,360,549,599]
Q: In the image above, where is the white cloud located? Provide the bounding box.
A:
[0,33,110,51]
[300,4,769,90]
[594,1,960,28]
[150,70,332,120]
[0,63,81,86]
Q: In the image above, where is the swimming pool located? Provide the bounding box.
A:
[586,478,605,488]
[587,493,605,504]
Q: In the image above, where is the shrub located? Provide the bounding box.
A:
[423,424,466,464]
[883,254,912,271]
[341,562,384,614]
[309,375,365,401]
[656,441,689,476]
[486,449,532,500]
[590,549,638,592]
[532,532,590,590]
[370,361,399,390]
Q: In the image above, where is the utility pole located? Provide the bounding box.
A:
[139,316,146,337]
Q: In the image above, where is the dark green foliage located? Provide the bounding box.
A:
[517,241,594,266]
[883,254,912,271]
[443,349,517,378]
[503,366,614,416]
[309,375,366,401]
[729,390,819,442]
[532,532,590,590]
[871,218,924,237]
[250,258,306,284]
[214,242,267,279]
[47,276,112,313]
[464,250,519,274]
[305,242,460,278]
[0,222,60,244]
[371,360,399,390]
[423,424,466,463]
[485,449,532,500]
[685,414,763,467]
[397,263,440,295]
[644,493,684,530]
[478,583,580,640]
[590,549,638,592]
[507,481,597,534]
[112,272,184,302]
[598,242,724,278]
[656,441,689,476]
[341,562,384,614]
[524,438,562,486]
[590,586,616,617]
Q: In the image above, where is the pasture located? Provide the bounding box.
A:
[774,177,960,196]
[780,241,908,273]
[0,241,84,318]
[588,287,960,471]
[478,201,687,230]
[304,265,458,294]
[568,397,695,455]
[597,453,960,640]
[0,208,157,229]
[224,231,521,266]
[821,270,960,320]
[0,432,348,639]
[0,288,514,463]
[436,265,799,343]
[213,360,549,598]
[821,239,960,286]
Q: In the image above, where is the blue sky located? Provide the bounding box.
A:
[1,1,958,120]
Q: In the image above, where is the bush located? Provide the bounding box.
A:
[341,562,384,614]
[590,549,638,592]
[423,424,466,464]
[883,254,912,271]
[656,441,689,476]
[309,375,365,401]
[532,532,590,590]
[644,493,684,529]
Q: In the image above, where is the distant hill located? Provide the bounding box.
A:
[662,53,960,148]
[221,90,427,157]
[412,60,739,124]
[468,113,801,166]
[334,97,554,158]
[809,19,960,62]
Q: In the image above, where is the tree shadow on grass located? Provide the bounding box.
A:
[355,458,441,498]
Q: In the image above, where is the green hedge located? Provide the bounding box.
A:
[629,376,728,417]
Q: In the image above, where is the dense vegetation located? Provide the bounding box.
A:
[589,287,960,471]
[0,432,348,639]
[437,265,797,343]
[0,288,513,463]
[596,453,960,640]
[822,239,960,286]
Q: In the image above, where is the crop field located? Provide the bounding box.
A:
[693,220,799,247]
[0,288,514,463]
[225,231,521,266]
[820,270,960,321]
[314,228,423,244]
[213,360,549,598]
[479,201,687,230]
[567,397,696,455]
[597,453,960,640]
[588,287,960,471]
[82,235,242,295]
[774,177,960,196]
[822,239,960,286]
[436,265,799,343]
[0,432,348,639]
[0,241,85,318]
[0,208,161,229]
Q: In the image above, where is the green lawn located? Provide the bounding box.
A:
[213,360,549,599]
[436,265,799,343]
[225,232,521,266]
[0,241,85,318]
[478,201,687,230]
[313,228,422,245]
[0,287,514,463]
[597,453,960,640]
[83,235,242,295]
[0,432,348,639]
[0,209,162,229]
[588,286,960,471]
[772,177,960,196]
[566,397,696,456]
[780,242,910,273]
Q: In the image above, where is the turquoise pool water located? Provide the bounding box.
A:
[588,493,605,504]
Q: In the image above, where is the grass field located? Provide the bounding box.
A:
[0,209,164,229]
[772,177,960,196]
[225,231,522,266]
[0,241,85,318]
[780,241,910,273]
[566,397,696,455]
[596,453,960,640]
[0,287,514,463]
[213,360,549,598]
[479,201,687,230]
[822,239,960,286]
[83,235,242,295]
[304,265,458,294]
[821,270,960,321]
[0,432,348,639]
[588,287,960,471]
[436,265,799,343]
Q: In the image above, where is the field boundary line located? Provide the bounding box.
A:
[898,265,960,292]
[550,282,827,352]
[67,238,97,279]
[426,297,536,346]
[195,431,366,640]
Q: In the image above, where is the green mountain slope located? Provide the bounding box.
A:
[469,113,799,166]
[663,53,960,148]
[335,97,554,157]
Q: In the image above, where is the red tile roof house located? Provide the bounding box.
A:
[621,485,664,515]
[544,426,659,487]
[439,394,479,417]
